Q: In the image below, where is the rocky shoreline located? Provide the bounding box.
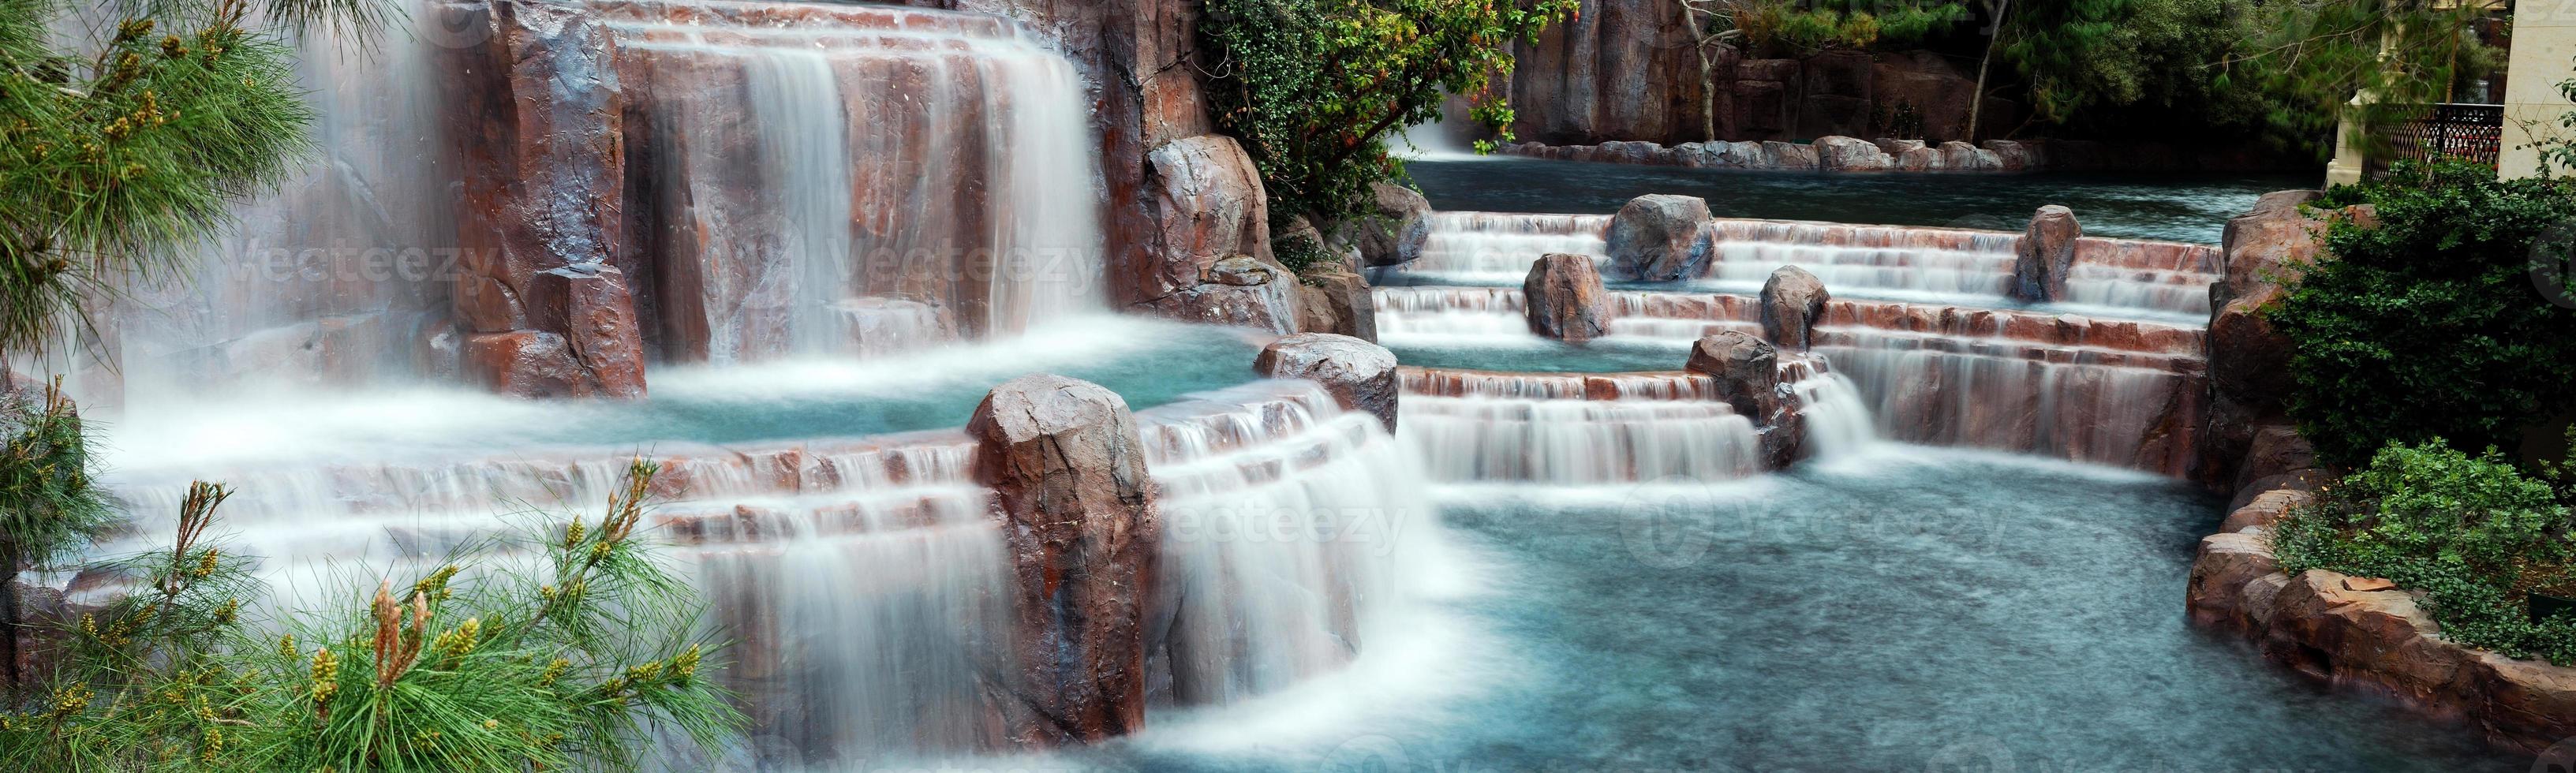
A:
[2185,190,2576,754]
[1492,136,2296,174]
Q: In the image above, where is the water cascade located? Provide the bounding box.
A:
[1398,368,1763,484]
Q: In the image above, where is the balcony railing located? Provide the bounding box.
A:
[2386,103,2506,166]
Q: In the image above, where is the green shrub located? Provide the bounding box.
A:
[0,461,746,771]
[1199,0,1573,222]
[2272,440,2576,664]
[2268,159,2576,468]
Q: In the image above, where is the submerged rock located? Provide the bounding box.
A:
[1607,194,1713,282]
[2010,205,2081,302]
[1521,252,1613,342]
[1758,265,1829,351]
[966,374,1159,745]
[1254,333,1400,434]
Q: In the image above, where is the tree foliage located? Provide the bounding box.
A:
[2273,439,2576,665]
[2269,160,2576,469]
[1717,0,1968,56]
[2221,0,2502,158]
[1200,0,1576,222]
[0,377,116,691]
[0,461,746,771]
[0,0,387,356]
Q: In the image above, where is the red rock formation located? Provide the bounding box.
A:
[1607,195,1713,282]
[1758,265,1829,351]
[2011,205,2082,302]
[1522,253,1613,342]
[1686,330,1779,422]
[1295,263,1378,342]
[440,0,647,398]
[1254,334,1400,434]
[967,374,1159,745]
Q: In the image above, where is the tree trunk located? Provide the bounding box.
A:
[2,566,20,693]
[1968,0,2011,140]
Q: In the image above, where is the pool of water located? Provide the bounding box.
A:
[1407,158,2316,245]
[96,316,1266,477]
[1045,450,2531,771]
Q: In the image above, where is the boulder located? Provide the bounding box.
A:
[1760,140,1819,170]
[2010,205,2081,302]
[463,331,592,398]
[2219,487,2316,534]
[1254,333,1400,434]
[2236,424,2320,491]
[1521,253,1613,342]
[2199,189,2328,489]
[1144,253,1301,334]
[1145,135,1271,303]
[1758,265,1830,350]
[1346,182,1433,268]
[1606,194,1714,282]
[1813,136,1890,171]
[1686,330,1779,421]
[966,374,1159,744]
[1938,140,1996,171]
[2186,532,2283,633]
[1295,263,1378,342]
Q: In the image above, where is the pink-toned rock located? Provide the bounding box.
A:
[1607,194,1713,282]
[1344,182,1432,268]
[1758,265,1830,351]
[1254,333,1400,434]
[2219,487,2315,533]
[1686,330,1778,421]
[1522,253,1613,342]
[2010,205,2081,302]
[462,331,590,398]
[967,374,1160,745]
[1295,263,1377,341]
[2344,577,2400,592]
[1149,254,1300,334]
[2186,532,2283,633]
[1144,135,1270,302]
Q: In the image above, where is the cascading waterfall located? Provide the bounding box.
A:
[1700,220,2017,303]
[1818,336,2191,471]
[1138,383,1442,705]
[617,2,1109,362]
[1398,370,1763,484]
[1402,212,1612,281]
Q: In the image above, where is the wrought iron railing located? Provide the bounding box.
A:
[2386,103,2505,166]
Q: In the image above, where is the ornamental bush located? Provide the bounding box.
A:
[2269,160,2576,469]
[1199,0,1575,223]
[2273,440,2576,664]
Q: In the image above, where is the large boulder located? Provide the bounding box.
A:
[1146,254,1302,334]
[1143,135,1271,304]
[1606,194,1713,282]
[1295,262,1378,341]
[966,374,1160,745]
[2198,189,2333,490]
[1344,182,1433,268]
[2185,532,2284,633]
[1686,330,1778,421]
[1758,265,1830,350]
[1813,136,1890,171]
[2010,205,2081,302]
[1521,253,1613,342]
[1254,333,1400,434]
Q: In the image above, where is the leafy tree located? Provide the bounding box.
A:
[0,0,384,355]
[1710,0,1968,57]
[0,378,114,693]
[1200,0,1577,223]
[2220,0,2501,159]
[1,461,747,771]
[2269,160,2576,468]
[2272,439,2576,664]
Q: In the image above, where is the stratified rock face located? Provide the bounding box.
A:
[1758,265,1828,350]
[1686,330,1778,420]
[1147,254,1301,334]
[1347,182,1434,268]
[1607,194,1712,282]
[1505,0,1707,145]
[1521,253,1612,342]
[1295,263,1378,342]
[443,0,647,398]
[966,374,1158,745]
[1253,333,1400,434]
[2010,205,2082,302]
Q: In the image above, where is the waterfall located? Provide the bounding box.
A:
[1699,220,2018,304]
[1790,372,1878,459]
[1400,212,1611,281]
[1138,382,1441,705]
[617,1,1109,362]
[1396,370,1762,484]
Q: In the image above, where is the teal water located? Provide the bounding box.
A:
[1045,452,2532,771]
[1407,159,2316,245]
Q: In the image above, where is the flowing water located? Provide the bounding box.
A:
[13,0,2551,768]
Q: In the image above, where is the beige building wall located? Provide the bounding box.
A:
[2501,2,2576,178]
